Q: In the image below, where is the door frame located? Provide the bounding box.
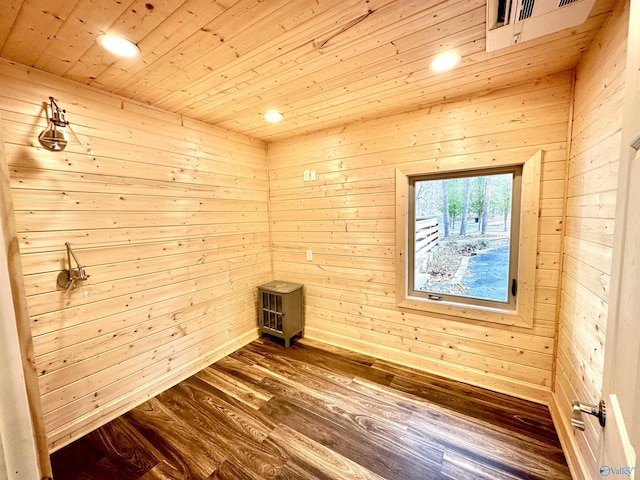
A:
[0,113,52,477]
[598,0,640,475]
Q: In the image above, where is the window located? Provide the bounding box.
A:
[395,150,542,328]
[408,167,522,310]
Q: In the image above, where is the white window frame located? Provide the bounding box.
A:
[395,150,542,328]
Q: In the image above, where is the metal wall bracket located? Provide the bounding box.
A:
[57,242,89,289]
[571,399,606,430]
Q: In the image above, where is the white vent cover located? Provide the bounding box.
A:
[486,0,597,52]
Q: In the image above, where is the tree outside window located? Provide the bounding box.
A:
[409,167,522,308]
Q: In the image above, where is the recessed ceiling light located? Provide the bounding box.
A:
[264,111,284,123]
[429,51,461,72]
[96,34,140,58]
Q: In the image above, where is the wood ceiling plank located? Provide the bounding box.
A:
[153,0,479,114]
[62,0,188,84]
[162,1,485,118]
[115,0,403,108]
[0,0,79,66]
[0,0,619,141]
[32,0,134,77]
[144,0,394,111]
[236,26,582,130]
[109,0,297,101]
[243,69,569,140]
[0,0,23,51]
[234,17,608,139]
[91,0,233,92]
[207,31,486,134]
[181,7,486,126]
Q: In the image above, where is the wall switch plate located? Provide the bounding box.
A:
[303,170,310,181]
[310,170,317,181]
[306,249,313,261]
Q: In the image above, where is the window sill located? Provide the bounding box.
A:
[397,295,531,328]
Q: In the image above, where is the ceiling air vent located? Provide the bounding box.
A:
[518,0,535,20]
[486,0,597,52]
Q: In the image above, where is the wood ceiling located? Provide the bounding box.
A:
[0,0,617,141]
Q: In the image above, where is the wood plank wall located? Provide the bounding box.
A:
[0,58,269,452]
[267,72,573,403]
[552,1,628,476]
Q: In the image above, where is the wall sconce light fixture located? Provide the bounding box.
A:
[57,242,89,289]
[39,97,69,152]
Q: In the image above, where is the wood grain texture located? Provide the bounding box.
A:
[267,73,572,404]
[0,0,617,141]
[50,337,571,479]
[553,1,628,477]
[0,110,52,480]
[0,59,269,451]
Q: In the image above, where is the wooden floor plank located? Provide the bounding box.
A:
[172,377,274,441]
[268,424,386,480]
[124,398,226,479]
[53,414,187,480]
[253,354,413,424]
[253,361,445,476]
[213,355,271,384]
[139,460,186,480]
[195,363,272,410]
[207,460,267,480]
[157,382,287,479]
[439,449,524,480]
[390,373,560,444]
[50,338,571,480]
[259,392,442,480]
[350,377,570,479]
[274,462,326,480]
[253,338,396,386]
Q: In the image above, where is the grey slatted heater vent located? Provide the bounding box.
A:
[519,0,536,20]
[258,281,304,348]
[559,0,579,6]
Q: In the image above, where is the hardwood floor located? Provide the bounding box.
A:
[50,337,571,479]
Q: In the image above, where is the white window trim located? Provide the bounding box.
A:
[395,150,542,328]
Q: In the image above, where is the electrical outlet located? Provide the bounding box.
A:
[310,170,317,181]
[306,249,313,261]
[303,170,310,181]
